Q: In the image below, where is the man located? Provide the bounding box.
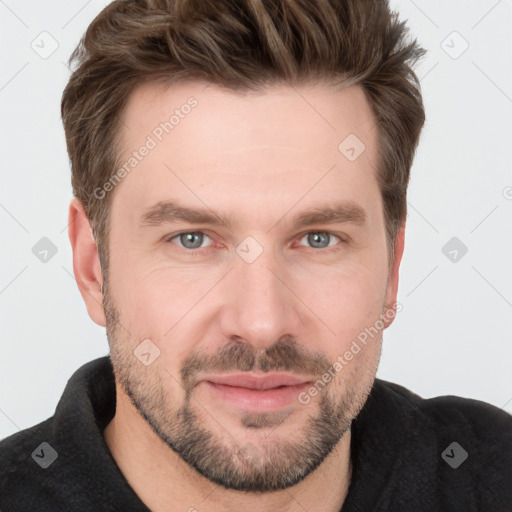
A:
[1,0,511,510]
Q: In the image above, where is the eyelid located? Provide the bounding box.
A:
[297,231,342,245]
[165,231,214,249]
[295,231,348,253]
[165,229,348,253]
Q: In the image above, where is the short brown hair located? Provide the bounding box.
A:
[61,0,425,273]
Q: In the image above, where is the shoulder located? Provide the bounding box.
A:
[376,378,512,440]
[0,417,53,465]
[373,379,512,508]
[0,417,57,507]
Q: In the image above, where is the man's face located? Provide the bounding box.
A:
[102,81,400,491]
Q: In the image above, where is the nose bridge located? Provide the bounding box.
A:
[219,243,300,348]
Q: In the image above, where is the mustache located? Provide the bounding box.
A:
[180,337,331,391]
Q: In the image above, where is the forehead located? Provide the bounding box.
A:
[113,80,380,227]
[120,79,376,158]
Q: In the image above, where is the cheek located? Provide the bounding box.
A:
[294,258,388,342]
[111,263,218,346]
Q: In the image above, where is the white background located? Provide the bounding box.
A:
[1,0,511,441]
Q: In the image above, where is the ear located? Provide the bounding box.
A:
[68,198,106,327]
[383,223,405,328]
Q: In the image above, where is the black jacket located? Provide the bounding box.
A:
[1,356,511,511]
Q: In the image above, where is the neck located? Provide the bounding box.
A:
[104,387,352,512]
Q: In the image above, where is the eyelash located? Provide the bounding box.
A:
[164,231,347,254]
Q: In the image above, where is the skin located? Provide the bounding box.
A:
[68,81,405,512]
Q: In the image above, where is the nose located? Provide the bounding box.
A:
[218,246,302,351]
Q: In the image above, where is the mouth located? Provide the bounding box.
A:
[200,373,312,413]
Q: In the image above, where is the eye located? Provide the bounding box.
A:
[165,231,344,253]
[298,231,342,250]
[168,232,213,250]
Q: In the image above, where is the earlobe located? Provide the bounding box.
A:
[68,198,106,327]
[383,223,405,328]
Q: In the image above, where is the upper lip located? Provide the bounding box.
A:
[203,373,311,390]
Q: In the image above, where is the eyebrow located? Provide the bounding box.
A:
[139,200,366,231]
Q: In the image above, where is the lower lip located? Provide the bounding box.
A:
[203,381,311,413]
